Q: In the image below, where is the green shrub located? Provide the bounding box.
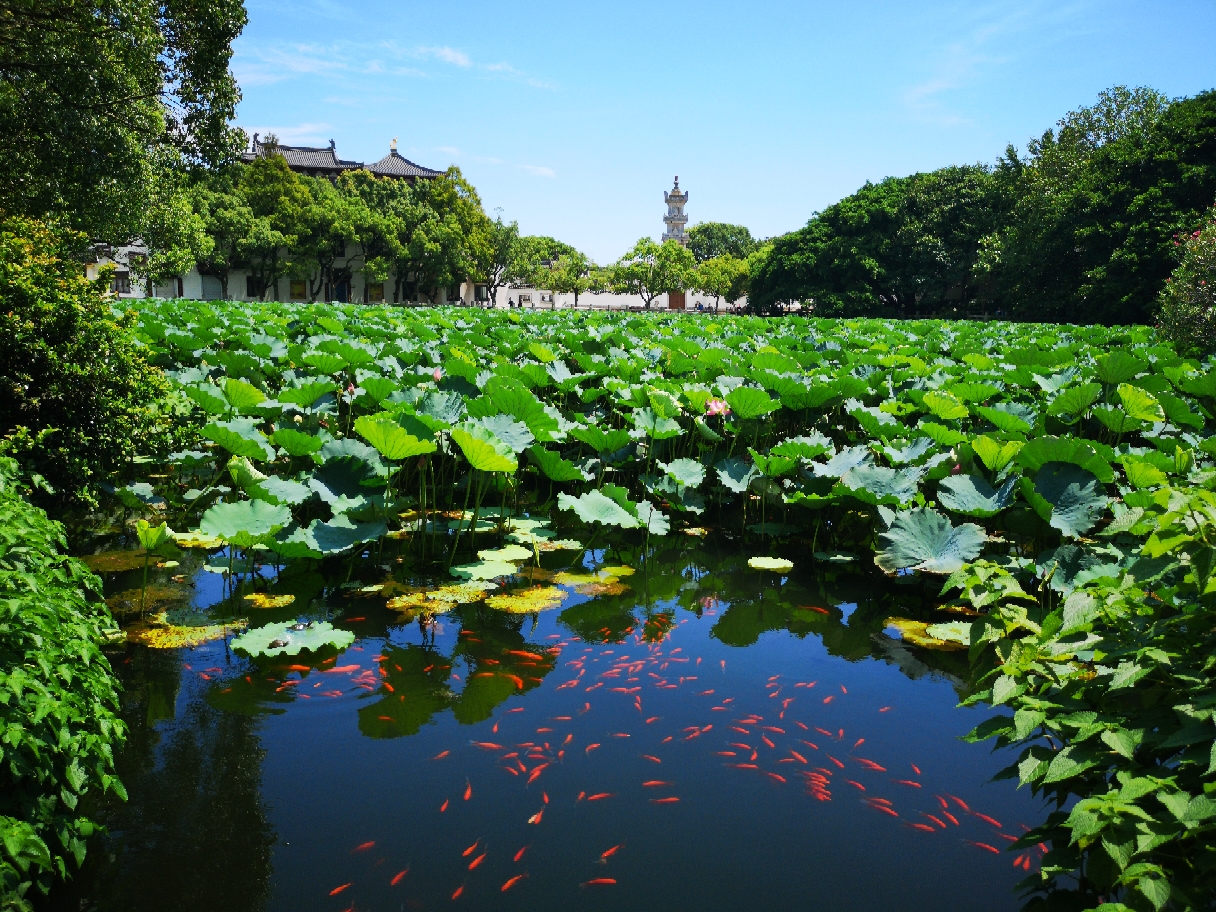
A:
[0,217,172,503]
[0,458,125,911]
[1157,208,1216,357]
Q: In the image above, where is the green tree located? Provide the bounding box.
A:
[508,235,579,287]
[409,167,492,304]
[610,238,696,310]
[537,250,593,308]
[694,255,748,311]
[480,217,521,305]
[189,170,254,300]
[1156,208,1216,357]
[0,218,172,501]
[238,154,310,299]
[0,0,247,243]
[687,222,758,263]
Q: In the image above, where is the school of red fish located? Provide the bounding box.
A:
[186,615,1039,905]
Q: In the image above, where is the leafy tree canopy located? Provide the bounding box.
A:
[687,222,758,262]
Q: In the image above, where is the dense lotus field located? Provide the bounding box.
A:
[119,300,1213,639]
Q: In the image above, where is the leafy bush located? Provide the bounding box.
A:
[0,217,175,502]
[1157,209,1216,358]
[0,458,126,910]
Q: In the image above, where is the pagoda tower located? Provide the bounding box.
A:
[662,176,689,246]
[663,176,689,310]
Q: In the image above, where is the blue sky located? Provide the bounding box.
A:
[233,0,1216,263]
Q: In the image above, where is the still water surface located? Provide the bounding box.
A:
[51,540,1043,912]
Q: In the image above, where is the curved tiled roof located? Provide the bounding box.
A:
[368,149,444,179]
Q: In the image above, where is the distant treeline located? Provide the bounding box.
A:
[749,87,1216,324]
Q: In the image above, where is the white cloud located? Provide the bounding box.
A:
[420,46,471,67]
[520,164,556,178]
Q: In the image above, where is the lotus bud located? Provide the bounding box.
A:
[433,367,443,382]
[293,414,303,424]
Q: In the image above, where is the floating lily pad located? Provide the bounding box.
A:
[128,613,245,649]
[230,621,355,657]
[485,586,566,613]
[884,617,968,651]
[748,556,794,572]
[243,593,296,609]
[82,549,148,572]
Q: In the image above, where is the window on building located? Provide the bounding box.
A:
[519,293,532,305]
[367,283,385,303]
[474,284,489,301]
[246,276,258,298]
[290,280,307,300]
[447,284,461,303]
[111,270,131,295]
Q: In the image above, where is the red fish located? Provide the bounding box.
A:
[650,797,680,803]
[642,781,672,787]
[600,844,623,859]
[501,874,526,892]
[641,754,661,763]
[870,804,898,817]
[948,794,971,812]
[766,773,787,784]
[974,813,1003,828]
[526,764,548,784]
[470,741,502,750]
[823,696,835,704]
[893,779,922,788]
[452,884,465,899]
[586,743,600,753]
[527,808,544,824]
[353,841,375,852]
[924,814,946,828]
[324,665,360,673]
[433,751,450,760]
[846,780,865,791]
[790,751,808,764]
[968,841,1000,855]
[587,793,614,801]
[582,878,616,886]
[943,811,960,826]
[462,840,480,857]
[468,852,486,870]
[440,799,449,812]
[514,845,529,862]
[463,781,473,800]
[911,763,921,775]
[908,823,935,833]
[329,883,352,896]
[391,868,409,885]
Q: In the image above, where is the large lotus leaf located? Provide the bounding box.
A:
[354,415,437,460]
[880,437,935,465]
[875,508,987,574]
[310,450,387,506]
[922,390,969,421]
[975,406,1033,435]
[647,389,682,419]
[1022,462,1111,538]
[527,446,591,482]
[812,445,873,478]
[773,378,838,411]
[569,425,632,454]
[1048,383,1102,417]
[451,426,518,473]
[839,465,922,506]
[971,436,1023,473]
[557,490,641,528]
[1116,384,1166,423]
[199,500,292,548]
[416,390,466,428]
[250,476,313,506]
[1157,392,1204,430]
[715,457,758,493]
[302,350,347,375]
[272,427,324,457]
[749,449,798,478]
[298,516,387,554]
[636,500,670,536]
[748,556,794,572]
[359,376,397,403]
[1095,351,1145,385]
[726,386,779,420]
[278,380,334,408]
[770,433,834,461]
[231,621,354,658]
[184,383,228,415]
[845,400,904,440]
[319,438,388,475]
[659,457,705,489]
[1092,406,1141,435]
[202,418,275,461]
[947,382,1001,404]
[487,380,562,442]
[632,407,683,440]
[1017,436,1113,484]
[471,415,535,453]
[223,377,266,411]
[937,474,1017,518]
[451,560,520,580]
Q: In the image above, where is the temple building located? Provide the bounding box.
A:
[663,176,689,310]
[242,135,443,184]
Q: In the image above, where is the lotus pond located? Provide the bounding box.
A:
[53,302,1216,910]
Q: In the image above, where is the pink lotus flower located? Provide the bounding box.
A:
[346,382,356,395]
[706,399,730,416]
[433,368,443,382]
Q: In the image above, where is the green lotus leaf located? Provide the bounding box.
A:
[416,390,466,428]
[231,621,355,658]
[1021,462,1111,539]
[1048,382,1102,417]
[659,457,706,489]
[875,507,986,574]
[354,415,437,460]
[770,433,834,461]
[846,399,904,439]
[647,389,682,419]
[199,499,293,548]
[359,376,397,403]
[919,421,970,446]
[223,377,266,411]
[302,350,347,375]
[947,382,1000,403]
[773,378,838,411]
[451,560,521,580]
[451,426,518,473]
[636,500,670,536]
[272,427,324,457]
[880,437,935,465]
[470,414,535,453]
[726,386,779,420]
[477,544,533,562]
[1017,436,1113,484]
[569,425,633,454]
[632,407,683,440]
[937,473,1017,518]
[1094,350,1145,385]
[135,519,172,551]
[839,464,922,506]
[1092,406,1141,435]
[278,380,334,408]
[1121,458,1168,489]
[184,383,228,415]
[922,390,969,421]
[527,446,591,482]
[202,418,275,461]
[971,436,1023,473]
[289,516,388,555]
[975,406,1032,435]
[715,457,758,492]
[557,490,641,528]
[1117,384,1166,423]
[487,380,562,442]
[250,476,313,506]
